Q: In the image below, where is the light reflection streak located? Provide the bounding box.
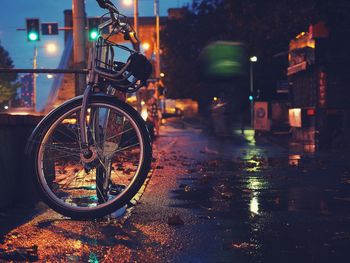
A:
[247,177,264,216]
[250,195,259,215]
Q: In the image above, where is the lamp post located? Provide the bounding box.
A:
[249,56,257,128]
[72,0,86,95]
[154,0,160,78]
[33,46,38,110]
[32,42,59,111]
[123,0,139,51]
[134,0,139,51]
[123,0,161,77]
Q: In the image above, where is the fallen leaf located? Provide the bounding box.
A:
[167,215,184,226]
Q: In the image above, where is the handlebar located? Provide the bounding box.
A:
[96,0,107,8]
[95,0,140,45]
[96,0,119,14]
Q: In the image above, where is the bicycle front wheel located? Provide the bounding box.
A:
[32,96,152,219]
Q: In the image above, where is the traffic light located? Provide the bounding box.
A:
[26,18,40,42]
[88,18,100,41]
[249,95,253,101]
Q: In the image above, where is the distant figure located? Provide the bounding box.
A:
[147,96,160,136]
[240,114,245,135]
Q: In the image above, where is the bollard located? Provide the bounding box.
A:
[0,114,42,209]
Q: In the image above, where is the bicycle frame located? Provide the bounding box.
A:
[79,14,130,151]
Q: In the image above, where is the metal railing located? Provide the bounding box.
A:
[0,68,88,113]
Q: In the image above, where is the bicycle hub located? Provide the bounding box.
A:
[80,147,98,164]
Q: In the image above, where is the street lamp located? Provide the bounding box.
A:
[154,0,160,78]
[123,0,133,6]
[249,56,257,128]
[45,42,58,55]
[122,0,139,50]
[250,56,257,63]
[33,42,59,111]
[142,42,150,51]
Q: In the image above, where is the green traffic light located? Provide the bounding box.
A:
[28,32,39,41]
[90,30,99,41]
[249,95,253,101]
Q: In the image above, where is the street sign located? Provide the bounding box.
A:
[41,23,59,35]
[318,71,327,108]
[254,102,270,131]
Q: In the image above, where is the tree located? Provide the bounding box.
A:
[0,42,18,104]
[161,0,350,115]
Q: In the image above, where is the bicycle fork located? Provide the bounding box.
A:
[79,85,95,160]
[79,84,115,192]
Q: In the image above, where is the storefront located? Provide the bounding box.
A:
[287,22,350,150]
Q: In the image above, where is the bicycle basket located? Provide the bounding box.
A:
[93,37,152,92]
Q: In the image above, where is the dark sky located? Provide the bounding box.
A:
[0,0,191,109]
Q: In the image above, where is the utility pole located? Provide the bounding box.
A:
[134,0,139,51]
[249,56,257,128]
[33,46,38,111]
[154,0,160,78]
[72,0,86,95]
[133,0,142,112]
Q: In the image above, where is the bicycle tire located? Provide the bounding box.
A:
[29,95,152,219]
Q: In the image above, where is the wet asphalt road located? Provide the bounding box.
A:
[1,119,350,262]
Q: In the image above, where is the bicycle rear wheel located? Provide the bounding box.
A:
[32,96,152,219]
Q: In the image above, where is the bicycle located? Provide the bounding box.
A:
[26,0,153,219]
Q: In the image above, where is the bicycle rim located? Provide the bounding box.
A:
[36,101,148,216]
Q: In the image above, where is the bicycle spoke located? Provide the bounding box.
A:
[36,101,148,214]
[104,126,134,141]
[110,142,140,156]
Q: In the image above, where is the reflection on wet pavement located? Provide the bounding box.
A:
[249,195,259,215]
[1,123,350,262]
[173,131,350,262]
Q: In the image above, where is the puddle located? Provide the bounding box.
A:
[171,151,350,262]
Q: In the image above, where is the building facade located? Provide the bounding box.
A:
[288,22,350,150]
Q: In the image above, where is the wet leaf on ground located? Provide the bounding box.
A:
[220,191,233,200]
[184,185,194,192]
[332,232,350,240]
[124,168,133,175]
[187,168,196,173]
[230,242,257,250]
[199,205,212,211]
[167,214,184,226]
[274,197,280,205]
[199,175,210,184]
[36,220,53,228]
[198,215,215,220]
[0,246,38,261]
